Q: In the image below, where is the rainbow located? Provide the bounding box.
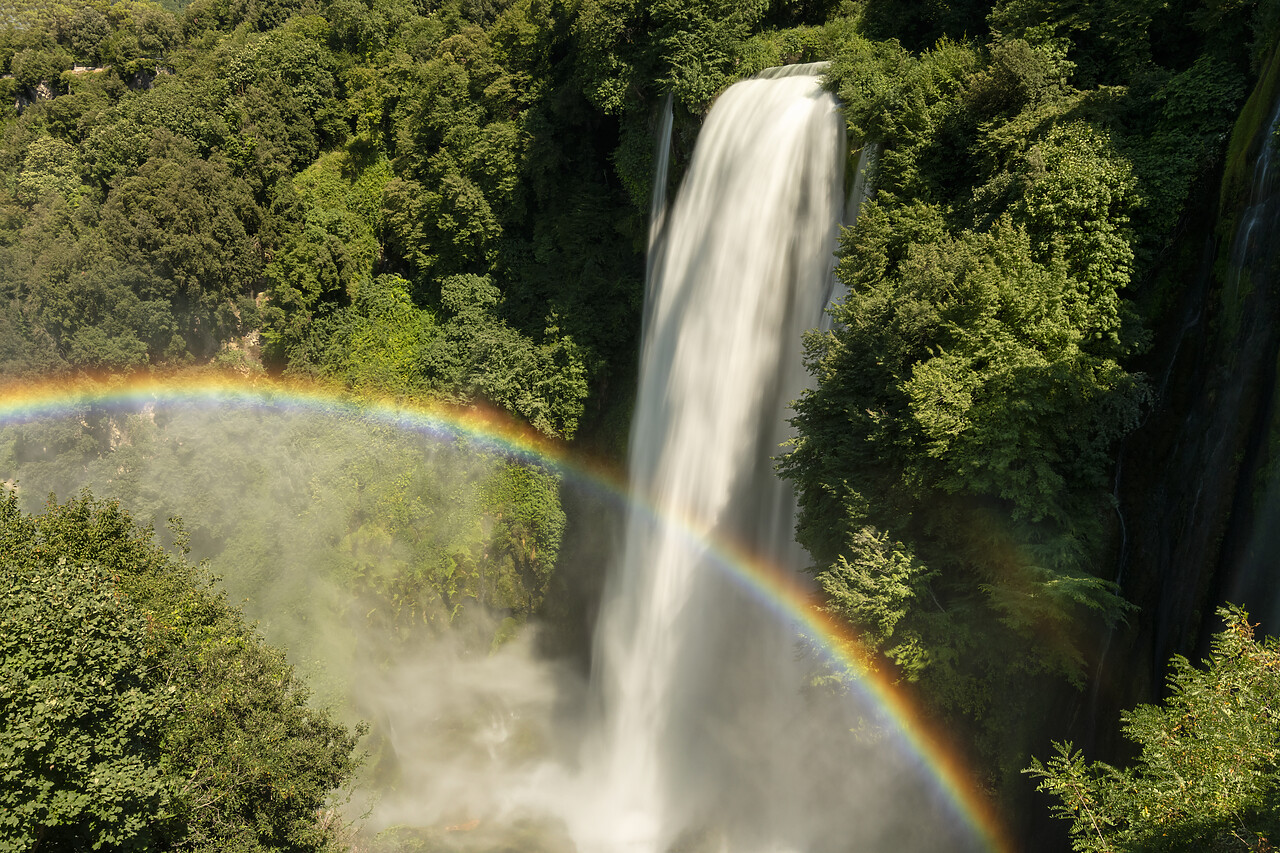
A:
[0,371,1015,853]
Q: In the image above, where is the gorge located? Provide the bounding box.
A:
[4,0,1280,849]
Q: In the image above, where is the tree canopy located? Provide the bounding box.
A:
[777,0,1265,786]
[1027,606,1280,852]
[0,489,364,852]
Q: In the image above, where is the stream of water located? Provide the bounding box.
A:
[576,64,845,853]
[0,64,993,853]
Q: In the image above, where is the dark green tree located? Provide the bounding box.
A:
[782,28,1164,784]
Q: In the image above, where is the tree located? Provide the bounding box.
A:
[783,30,1150,784]
[1027,606,1280,852]
[0,489,364,852]
[15,136,85,207]
[423,273,589,439]
[0,543,175,851]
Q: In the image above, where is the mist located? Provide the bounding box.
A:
[1,400,582,838]
[0,394,988,845]
[1,396,993,852]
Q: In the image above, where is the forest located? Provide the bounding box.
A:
[1,0,1280,848]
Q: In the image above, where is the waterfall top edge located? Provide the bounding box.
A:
[754,61,830,79]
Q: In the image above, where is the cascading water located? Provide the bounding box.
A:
[1101,73,1280,752]
[577,64,844,853]
[646,93,675,302]
[1218,94,1280,633]
[0,62,996,853]
[556,66,988,853]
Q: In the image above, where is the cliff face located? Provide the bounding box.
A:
[1099,46,1280,746]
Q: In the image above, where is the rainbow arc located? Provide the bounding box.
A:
[0,372,1014,853]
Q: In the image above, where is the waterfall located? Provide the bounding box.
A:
[576,64,845,853]
[1218,94,1280,632]
[821,142,879,333]
[553,65,982,853]
[646,93,675,299]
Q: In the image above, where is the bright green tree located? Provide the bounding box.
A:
[783,29,1152,785]
[0,489,364,852]
[0,546,175,851]
[1027,606,1280,853]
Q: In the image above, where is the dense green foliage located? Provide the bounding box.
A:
[0,0,628,440]
[1027,606,1280,852]
[4,0,1280,842]
[779,0,1272,785]
[0,0,841,429]
[0,488,363,851]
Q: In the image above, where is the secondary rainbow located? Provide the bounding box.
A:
[0,372,1016,853]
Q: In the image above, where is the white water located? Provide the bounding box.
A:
[575,65,845,853]
[646,93,675,301]
[821,142,879,332]
[1,64,995,853]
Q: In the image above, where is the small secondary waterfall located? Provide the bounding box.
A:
[646,93,675,300]
[1219,93,1280,632]
[578,65,844,853]
[821,142,879,333]
[1084,64,1280,782]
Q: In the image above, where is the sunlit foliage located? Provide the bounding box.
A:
[1,0,1279,835]
[1028,606,1280,852]
[782,0,1259,782]
[0,489,363,851]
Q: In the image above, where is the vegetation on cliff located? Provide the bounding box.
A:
[759,0,1274,796]
[1028,607,1280,852]
[2,0,1280,845]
